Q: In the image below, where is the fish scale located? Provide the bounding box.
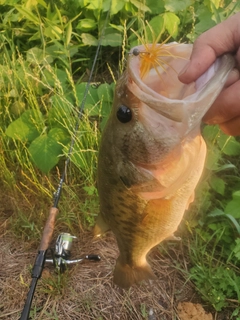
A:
[94,42,234,289]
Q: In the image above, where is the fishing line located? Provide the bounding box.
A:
[20,4,112,320]
[54,12,111,208]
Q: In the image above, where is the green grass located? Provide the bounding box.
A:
[0,41,101,244]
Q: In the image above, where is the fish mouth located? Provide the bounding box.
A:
[129,43,195,100]
[127,43,235,128]
[127,43,194,122]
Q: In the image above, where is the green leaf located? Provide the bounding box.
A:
[202,125,220,141]
[209,176,225,195]
[65,21,72,46]
[5,110,42,142]
[110,0,125,15]
[26,47,53,64]
[83,185,97,196]
[28,133,63,173]
[97,83,114,121]
[214,163,236,173]
[76,19,97,32]
[42,68,68,88]
[109,23,125,32]
[218,135,240,156]
[36,0,47,9]
[75,83,101,116]
[130,0,150,12]
[146,16,165,42]
[208,209,240,234]
[225,199,240,218]
[7,89,18,98]
[44,25,62,40]
[87,0,103,10]
[97,83,114,102]
[145,0,165,14]
[163,12,180,37]
[204,0,221,11]
[15,5,39,24]
[204,145,221,170]
[45,43,65,57]
[211,2,221,24]
[56,69,70,87]
[208,208,225,218]
[101,31,122,47]
[81,33,98,46]
[195,10,216,35]
[48,127,70,146]
[233,239,240,260]
[232,191,240,200]
[10,101,26,116]
[75,83,99,114]
[48,95,74,129]
[164,0,192,12]
[212,0,221,10]
[225,214,240,235]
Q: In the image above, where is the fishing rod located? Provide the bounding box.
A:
[19,7,111,320]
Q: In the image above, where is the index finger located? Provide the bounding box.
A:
[179,12,240,84]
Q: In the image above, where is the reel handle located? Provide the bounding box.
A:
[86,254,101,261]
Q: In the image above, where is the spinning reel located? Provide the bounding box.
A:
[45,233,101,273]
[20,229,101,320]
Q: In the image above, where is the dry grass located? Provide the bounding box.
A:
[0,223,193,319]
[0,195,232,320]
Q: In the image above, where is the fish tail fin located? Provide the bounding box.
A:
[93,213,110,237]
[113,258,156,289]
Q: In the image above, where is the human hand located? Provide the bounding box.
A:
[179,12,240,136]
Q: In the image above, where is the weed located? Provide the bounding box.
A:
[10,210,41,240]
[140,303,148,319]
[40,269,70,297]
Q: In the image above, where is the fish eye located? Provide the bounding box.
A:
[116,105,132,123]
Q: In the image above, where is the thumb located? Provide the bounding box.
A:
[179,12,240,84]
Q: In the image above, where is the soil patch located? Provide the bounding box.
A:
[177,302,213,320]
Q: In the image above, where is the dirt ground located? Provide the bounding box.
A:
[0,199,233,320]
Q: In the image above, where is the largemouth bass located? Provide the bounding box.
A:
[95,42,234,289]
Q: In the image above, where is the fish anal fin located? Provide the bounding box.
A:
[166,234,181,241]
[93,213,110,237]
[113,258,156,289]
[186,192,195,210]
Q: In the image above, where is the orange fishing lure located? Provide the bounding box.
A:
[131,22,185,79]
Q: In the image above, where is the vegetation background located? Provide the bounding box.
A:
[1,0,240,319]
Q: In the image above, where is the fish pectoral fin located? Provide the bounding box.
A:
[118,159,156,190]
[120,176,132,188]
[113,258,156,289]
[93,212,110,237]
